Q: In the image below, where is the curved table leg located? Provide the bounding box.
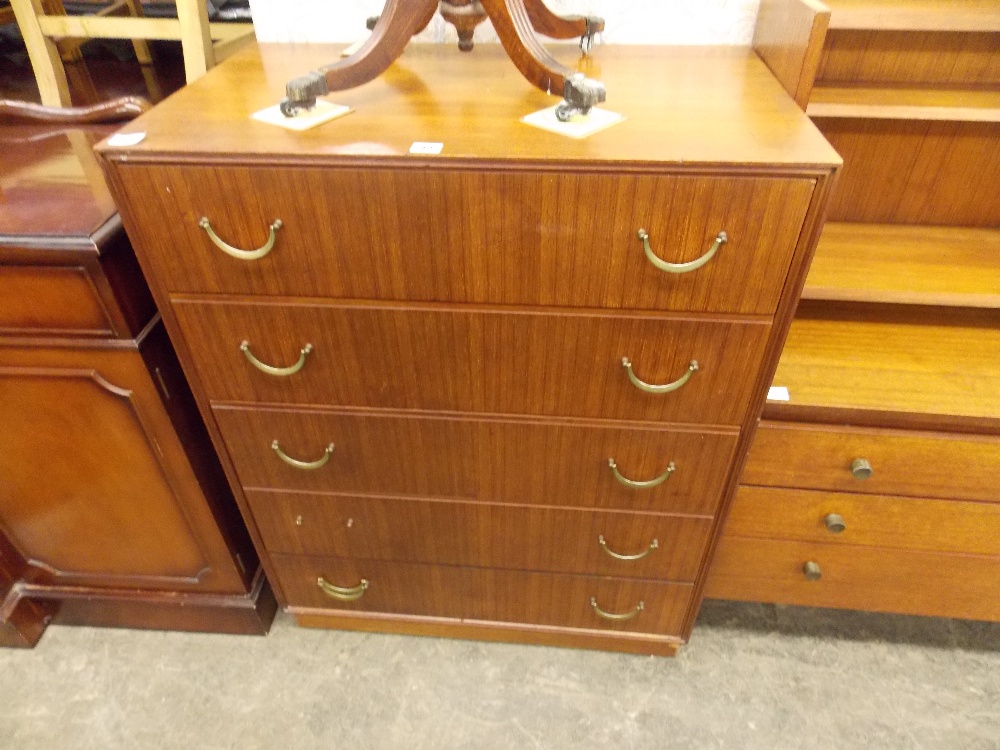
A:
[522,0,603,49]
[282,0,438,116]
[480,0,605,118]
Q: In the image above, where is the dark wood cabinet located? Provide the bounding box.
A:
[0,124,275,648]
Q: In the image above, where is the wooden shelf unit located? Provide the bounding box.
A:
[708,0,1000,622]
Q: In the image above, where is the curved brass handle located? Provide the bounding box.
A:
[608,458,676,489]
[317,576,368,602]
[199,216,282,260]
[638,229,728,274]
[598,535,659,561]
[622,357,698,394]
[272,439,334,470]
[590,597,644,621]
[240,340,313,377]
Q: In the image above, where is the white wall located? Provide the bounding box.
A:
[248,0,761,46]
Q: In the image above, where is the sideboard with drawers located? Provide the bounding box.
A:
[99,43,840,655]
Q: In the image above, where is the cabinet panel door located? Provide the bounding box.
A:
[0,344,244,592]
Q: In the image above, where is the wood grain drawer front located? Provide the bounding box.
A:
[215,408,737,515]
[175,301,770,425]
[0,266,114,337]
[705,537,1000,622]
[126,165,814,315]
[247,492,712,581]
[725,486,1000,557]
[745,422,1000,502]
[273,555,694,635]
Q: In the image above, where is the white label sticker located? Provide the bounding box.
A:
[410,141,444,155]
[107,131,146,147]
[768,386,790,402]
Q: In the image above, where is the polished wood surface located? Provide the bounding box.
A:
[753,0,831,108]
[809,84,1000,121]
[745,422,1000,502]
[816,118,1000,225]
[826,0,1000,32]
[119,165,814,315]
[102,44,838,652]
[724,485,1000,556]
[0,265,115,336]
[273,555,694,636]
[247,492,712,581]
[0,95,151,123]
[771,315,1000,421]
[96,44,840,169]
[705,536,1000,622]
[0,124,116,239]
[215,407,737,515]
[818,30,1000,86]
[175,299,770,426]
[0,336,246,592]
[803,223,1000,307]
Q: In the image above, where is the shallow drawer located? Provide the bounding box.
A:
[724,486,1000,557]
[272,554,694,636]
[124,164,814,315]
[248,492,713,581]
[705,536,1000,622]
[0,265,114,337]
[176,300,770,426]
[744,422,1000,502]
[216,407,737,515]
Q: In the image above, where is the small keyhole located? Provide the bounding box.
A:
[295,515,303,526]
[346,518,354,528]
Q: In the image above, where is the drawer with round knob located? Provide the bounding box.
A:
[214,406,738,515]
[174,299,770,426]
[123,164,814,315]
[744,421,1000,502]
[722,486,1000,557]
[705,536,1000,622]
[270,554,694,637]
[247,490,714,581]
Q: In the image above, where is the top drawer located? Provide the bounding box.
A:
[0,265,116,338]
[121,165,814,315]
[745,422,1000,503]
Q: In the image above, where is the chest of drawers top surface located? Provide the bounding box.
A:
[97,43,839,170]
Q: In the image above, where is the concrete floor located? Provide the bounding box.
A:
[2,601,999,750]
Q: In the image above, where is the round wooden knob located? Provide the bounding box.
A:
[802,561,822,581]
[824,513,846,533]
[851,457,873,480]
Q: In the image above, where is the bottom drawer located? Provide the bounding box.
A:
[272,554,694,636]
[705,536,1000,622]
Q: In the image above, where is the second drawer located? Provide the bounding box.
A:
[247,491,714,581]
[215,407,738,515]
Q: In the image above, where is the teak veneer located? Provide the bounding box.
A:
[99,42,839,655]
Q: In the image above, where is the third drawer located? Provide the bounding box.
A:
[214,407,738,515]
[247,491,713,581]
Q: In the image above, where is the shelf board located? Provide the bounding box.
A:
[768,316,1000,422]
[808,84,1000,121]
[803,223,1000,308]
[826,0,1000,33]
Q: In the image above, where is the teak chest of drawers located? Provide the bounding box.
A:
[100,43,840,655]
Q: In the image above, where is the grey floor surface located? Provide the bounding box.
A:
[2,601,999,750]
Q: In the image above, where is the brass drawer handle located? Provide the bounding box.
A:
[803,561,822,581]
[199,216,283,260]
[638,229,728,274]
[851,458,873,480]
[317,576,368,602]
[272,439,334,470]
[590,597,644,621]
[240,340,313,377]
[599,535,659,561]
[622,357,698,394]
[608,458,676,489]
[824,513,846,534]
